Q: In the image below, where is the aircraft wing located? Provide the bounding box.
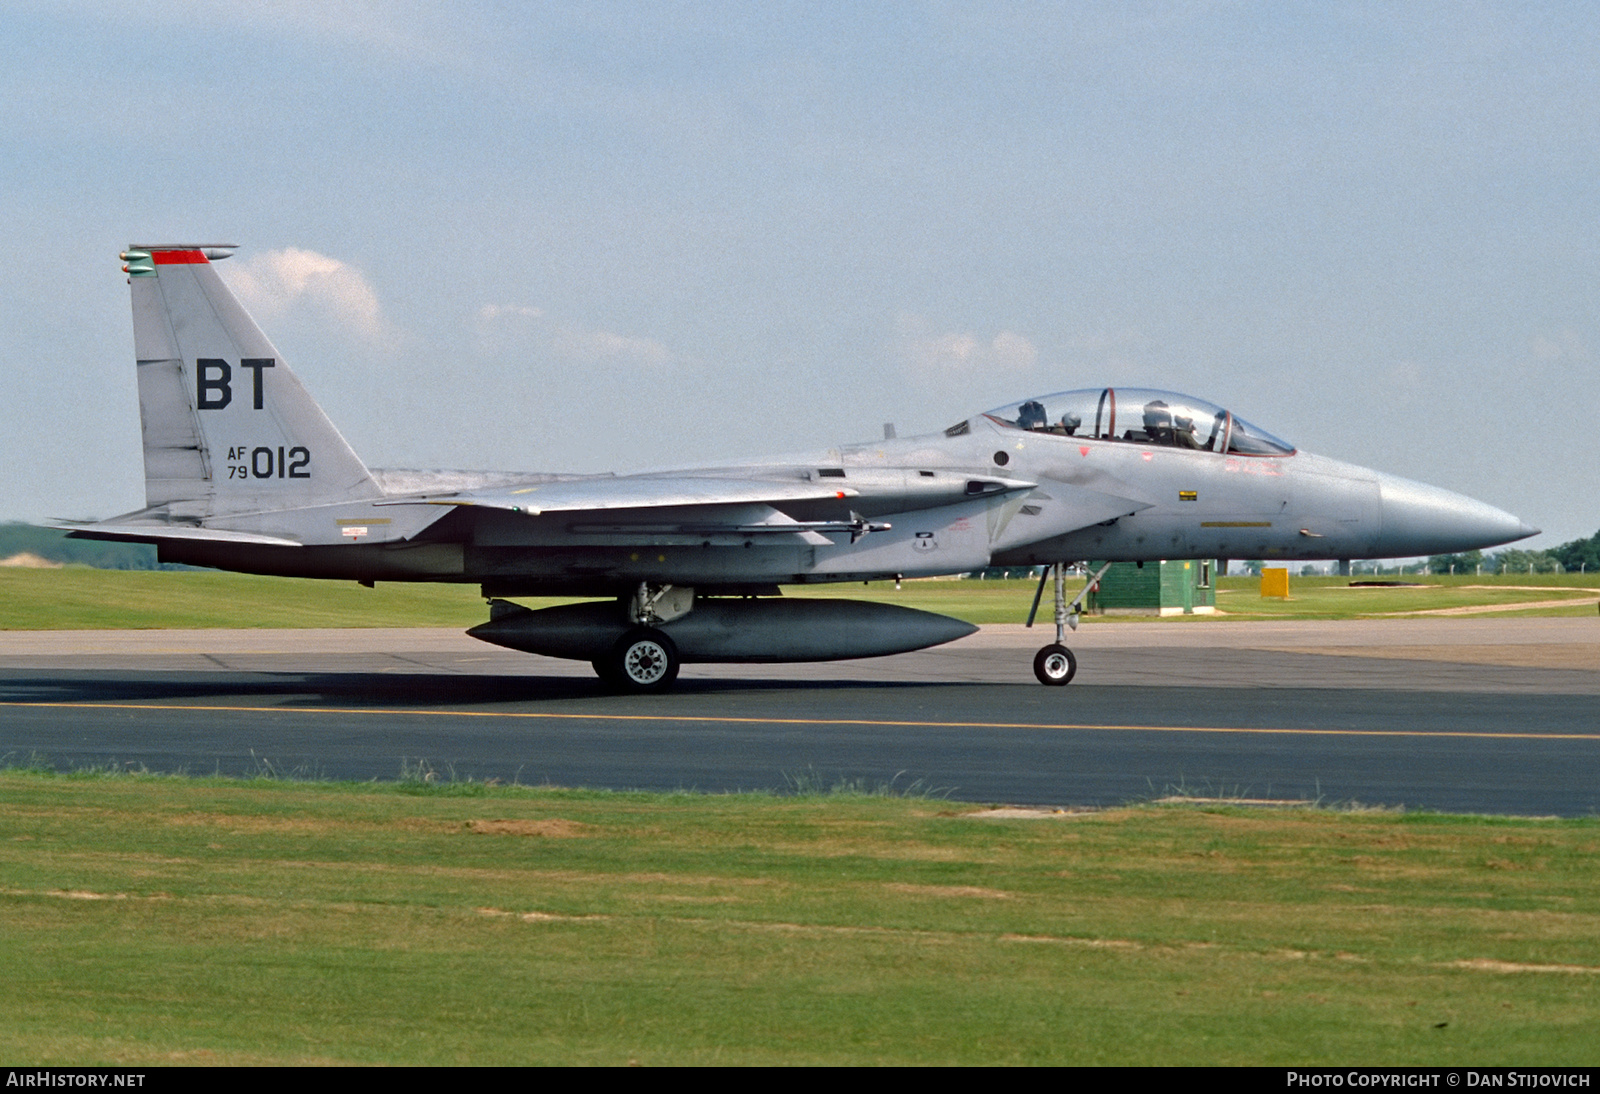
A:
[398,471,1054,550]
[394,475,863,515]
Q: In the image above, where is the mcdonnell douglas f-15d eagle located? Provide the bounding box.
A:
[68,243,1538,690]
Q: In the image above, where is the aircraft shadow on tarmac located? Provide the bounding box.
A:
[0,671,978,709]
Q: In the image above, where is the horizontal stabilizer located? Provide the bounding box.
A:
[62,519,301,548]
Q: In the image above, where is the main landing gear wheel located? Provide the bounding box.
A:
[604,628,681,692]
[1033,644,1077,686]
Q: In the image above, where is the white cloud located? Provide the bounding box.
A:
[227,247,387,342]
[29,0,463,66]
[895,314,1039,377]
[1529,328,1589,362]
[478,303,544,321]
[989,330,1039,370]
[1385,359,1427,392]
[552,327,673,368]
[1063,328,1150,356]
[475,303,677,369]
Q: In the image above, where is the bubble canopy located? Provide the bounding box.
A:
[982,387,1295,457]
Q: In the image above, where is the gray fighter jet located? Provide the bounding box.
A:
[69,243,1538,690]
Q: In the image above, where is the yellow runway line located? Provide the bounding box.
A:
[4,701,1598,742]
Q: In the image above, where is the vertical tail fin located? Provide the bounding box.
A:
[124,244,380,517]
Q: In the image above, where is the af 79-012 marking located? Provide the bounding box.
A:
[66,243,1539,691]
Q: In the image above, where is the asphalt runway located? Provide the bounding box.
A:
[0,618,1595,815]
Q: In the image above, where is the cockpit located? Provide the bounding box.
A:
[979,387,1295,457]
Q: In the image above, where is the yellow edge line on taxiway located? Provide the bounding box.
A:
[1,701,1597,741]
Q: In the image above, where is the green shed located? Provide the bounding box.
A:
[1085,560,1217,615]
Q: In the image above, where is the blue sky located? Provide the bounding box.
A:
[3,2,1594,548]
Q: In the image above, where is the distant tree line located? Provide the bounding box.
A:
[0,523,187,570]
[1547,528,1600,572]
[969,530,1600,580]
[1427,528,1600,575]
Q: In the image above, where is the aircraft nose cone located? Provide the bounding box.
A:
[1373,474,1537,556]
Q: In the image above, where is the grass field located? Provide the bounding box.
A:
[1,567,1597,629]
[0,569,492,630]
[1205,573,1600,620]
[801,572,1600,622]
[5,570,1597,1064]
[2,770,1596,1065]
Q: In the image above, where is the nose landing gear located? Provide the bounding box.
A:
[1026,561,1112,686]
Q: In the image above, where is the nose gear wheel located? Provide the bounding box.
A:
[1033,644,1077,686]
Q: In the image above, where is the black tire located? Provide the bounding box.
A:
[607,628,680,692]
[1033,644,1077,686]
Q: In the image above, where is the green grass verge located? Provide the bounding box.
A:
[790,572,1600,623]
[1,770,1595,1065]
[1,568,1596,630]
[0,569,492,630]
[1203,573,1600,621]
